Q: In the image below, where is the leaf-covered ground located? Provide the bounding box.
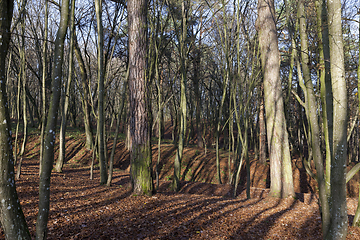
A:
[2,133,360,239]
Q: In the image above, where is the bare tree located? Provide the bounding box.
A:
[95,0,108,185]
[0,0,31,238]
[256,0,294,198]
[36,0,70,238]
[326,0,348,238]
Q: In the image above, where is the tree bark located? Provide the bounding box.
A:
[19,3,27,157]
[259,83,266,164]
[107,76,127,187]
[298,1,329,234]
[257,0,294,198]
[173,0,188,191]
[36,0,70,238]
[0,0,31,238]
[354,11,360,228]
[192,45,204,148]
[316,0,333,197]
[326,0,348,238]
[95,0,108,185]
[39,0,48,176]
[73,34,93,150]
[55,0,76,173]
[128,0,154,196]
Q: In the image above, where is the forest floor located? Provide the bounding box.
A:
[2,130,360,239]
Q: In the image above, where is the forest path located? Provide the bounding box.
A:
[2,133,360,239]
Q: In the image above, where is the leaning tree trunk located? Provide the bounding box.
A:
[325,0,348,238]
[0,0,31,238]
[256,0,294,198]
[128,0,154,196]
[36,0,70,238]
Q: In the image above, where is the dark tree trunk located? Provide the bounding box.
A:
[94,0,108,185]
[0,0,31,238]
[128,0,154,195]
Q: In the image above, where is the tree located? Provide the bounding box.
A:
[55,0,76,173]
[298,0,329,234]
[0,0,31,238]
[36,0,70,238]
[353,12,360,228]
[94,0,108,184]
[326,0,348,238]
[39,0,49,176]
[256,0,294,198]
[128,0,154,195]
[73,33,94,151]
[167,0,190,191]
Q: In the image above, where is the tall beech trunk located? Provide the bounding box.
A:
[326,0,348,238]
[39,0,48,176]
[298,1,329,235]
[193,45,204,148]
[128,0,154,196]
[107,79,127,187]
[55,0,76,173]
[0,0,31,238]
[95,0,108,185]
[19,5,27,157]
[173,0,188,191]
[256,0,294,198]
[36,0,70,238]
[14,64,21,164]
[316,0,333,196]
[74,34,93,150]
[353,15,360,228]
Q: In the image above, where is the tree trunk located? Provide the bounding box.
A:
[128,0,154,196]
[36,0,70,238]
[55,0,75,173]
[19,7,27,157]
[298,1,330,234]
[95,0,108,185]
[257,0,294,198]
[39,0,48,176]
[259,83,266,164]
[194,61,204,148]
[315,0,333,198]
[0,0,31,238]
[173,1,188,191]
[73,34,93,150]
[354,11,360,228]
[107,79,127,187]
[14,62,21,165]
[326,0,348,238]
